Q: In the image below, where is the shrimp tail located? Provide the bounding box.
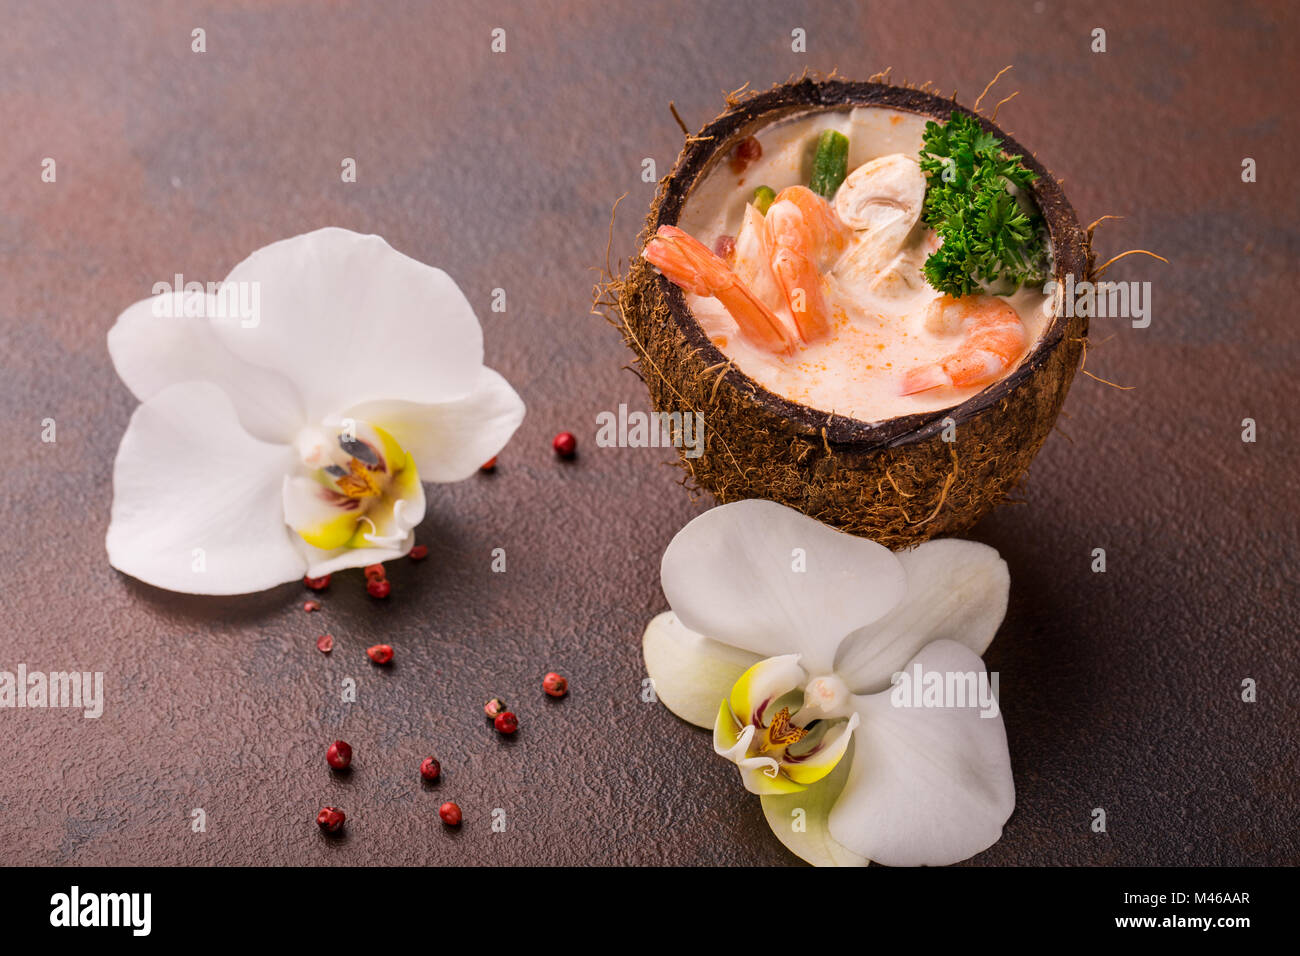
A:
[644,226,794,354]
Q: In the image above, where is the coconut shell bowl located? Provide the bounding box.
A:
[613,78,1093,547]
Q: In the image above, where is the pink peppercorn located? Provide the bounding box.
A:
[316,806,345,833]
[494,711,519,735]
[543,672,568,698]
[326,740,352,770]
[552,431,577,459]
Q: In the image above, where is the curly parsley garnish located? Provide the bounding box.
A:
[917,111,1049,297]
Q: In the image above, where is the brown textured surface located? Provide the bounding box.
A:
[614,79,1092,545]
[0,0,1297,866]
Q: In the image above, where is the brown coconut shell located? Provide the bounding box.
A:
[609,79,1092,547]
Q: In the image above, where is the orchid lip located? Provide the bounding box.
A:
[715,656,858,795]
[283,419,422,553]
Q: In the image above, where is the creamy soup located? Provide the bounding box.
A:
[674,108,1053,423]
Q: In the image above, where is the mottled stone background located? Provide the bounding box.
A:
[0,0,1295,865]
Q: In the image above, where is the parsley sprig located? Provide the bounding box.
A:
[917,111,1049,297]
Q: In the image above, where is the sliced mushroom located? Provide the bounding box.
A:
[834,241,929,307]
[833,153,926,239]
[830,154,929,305]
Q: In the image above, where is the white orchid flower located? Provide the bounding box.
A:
[642,499,1015,867]
[105,227,524,594]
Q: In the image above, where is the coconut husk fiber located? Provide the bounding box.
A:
[604,78,1093,547]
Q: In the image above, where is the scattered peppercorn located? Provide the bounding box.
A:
[420,757,441,782]
[494,711,519,735]
[552,431,577,459]
[367,644,394,665]
[543,672,568,698]
[366,577,392,599]
[409,544,428,561]
[439,802,462,826]
[303,574,331,591]
[480,456,498,472]
[484,697,507,719]
[316,806,345,833]
[326,740,352,770]
[303,600,320,613]
[315,634,334,654]
[364,563,386,581]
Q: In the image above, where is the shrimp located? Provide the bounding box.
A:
[763,186,848,343]
[731,203,785,312]
[773,185,848,260]
[900,295,1028,395]
[643,226,795,354]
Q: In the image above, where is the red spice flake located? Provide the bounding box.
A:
[303,574,331,591]
[542,672,568,698]
[438,802,462,826]
[552,431,577,459]
[303,600,321,613]
[729,135,762,174]
[493,711,519,735]
[363,563,386,581]
[326,740,352,770]
[484,697,507,719]
[408,545,428,561]
[713,235,737,263]
[366,578,392,599]
[367,644,394,665]
[316,806,345,833]
[420,757,441,782]
[479,456,498,472]
[315,634,334,654]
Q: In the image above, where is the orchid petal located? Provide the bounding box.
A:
[642,612,759,729]
[107,291,305,444]
[828,640,1015,866]
[834,539,1010,694]
[660,500,906,673]
[293,535,415,579]
[215,228,484,422]
[760,743,871,867]
[345,367,525,482]
[106,381,306,594]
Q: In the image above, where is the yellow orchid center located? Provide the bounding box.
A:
[713,655,860,796]
[334,458,385,499]
[284,420,423,553]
